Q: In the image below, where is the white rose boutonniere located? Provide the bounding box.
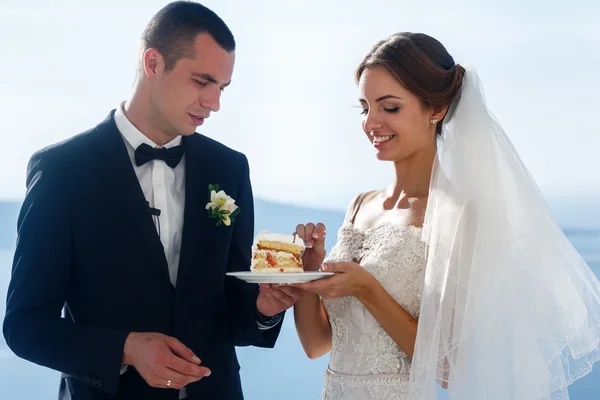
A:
[205,184,240,226]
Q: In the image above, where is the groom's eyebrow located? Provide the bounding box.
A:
[191,72,231,88]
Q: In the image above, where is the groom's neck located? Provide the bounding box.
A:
[123,84,174,147]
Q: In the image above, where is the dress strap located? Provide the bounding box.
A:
[350,192,368,224]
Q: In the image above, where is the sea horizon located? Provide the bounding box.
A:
[0,198,599,398]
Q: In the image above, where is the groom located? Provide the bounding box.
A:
[2,2,303,399]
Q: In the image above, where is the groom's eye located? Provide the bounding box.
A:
[193,79,208,87]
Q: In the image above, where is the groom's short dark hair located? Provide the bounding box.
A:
[139,1,235,72]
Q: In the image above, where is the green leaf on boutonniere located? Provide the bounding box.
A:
[208,183,219,195]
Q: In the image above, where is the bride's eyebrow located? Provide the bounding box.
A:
[358,95,403,103]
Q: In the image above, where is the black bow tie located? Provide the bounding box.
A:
[134,143,185,168]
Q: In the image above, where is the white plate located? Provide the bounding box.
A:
[226,271,334,284]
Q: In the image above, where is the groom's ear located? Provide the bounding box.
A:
[142,48,165,80]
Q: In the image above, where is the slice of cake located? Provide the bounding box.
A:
[251,231,304,273]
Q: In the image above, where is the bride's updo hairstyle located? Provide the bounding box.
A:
[355,32,465,136]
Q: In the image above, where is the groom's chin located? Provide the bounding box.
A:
[181,129,199,136]
[180,123,202,136]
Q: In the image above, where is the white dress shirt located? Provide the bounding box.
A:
[114,103,185,287]
[113,104,277,398]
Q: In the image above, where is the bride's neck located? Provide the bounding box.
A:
[390,147,436,199]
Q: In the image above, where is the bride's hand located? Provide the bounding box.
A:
[291,262,377,301]
[295,222,327,272]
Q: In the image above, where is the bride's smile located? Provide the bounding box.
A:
[371,134,396,148]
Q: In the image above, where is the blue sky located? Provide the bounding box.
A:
[0,0,598,211]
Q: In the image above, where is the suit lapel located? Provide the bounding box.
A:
[176,135,208,291]
[176,135,237,293]
[90,111,171,285]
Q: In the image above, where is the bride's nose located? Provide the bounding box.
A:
[362,111,383,132]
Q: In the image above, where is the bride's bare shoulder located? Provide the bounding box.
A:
[343,190,381,220]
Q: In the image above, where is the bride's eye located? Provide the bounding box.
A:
[360,108,369,115]
[383,107,399,113]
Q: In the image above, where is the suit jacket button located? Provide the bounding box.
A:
[97,379,104,388]
[84,375,91,383]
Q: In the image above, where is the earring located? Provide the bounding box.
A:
[431,118,438,125]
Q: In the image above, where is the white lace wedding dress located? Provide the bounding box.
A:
[321,216,427,400]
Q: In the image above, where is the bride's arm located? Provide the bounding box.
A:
[293,193,365,359]
[297,260,420,358]
[293,294,332,359]
[357,280,419,357]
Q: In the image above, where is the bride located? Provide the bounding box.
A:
[290,32,600,399]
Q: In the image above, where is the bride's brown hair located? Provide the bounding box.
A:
[356,32,465,135]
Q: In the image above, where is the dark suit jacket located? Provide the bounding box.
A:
[3,111,283,399]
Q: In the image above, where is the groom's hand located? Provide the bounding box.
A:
[122,332,210,389]
[256,284,304,317]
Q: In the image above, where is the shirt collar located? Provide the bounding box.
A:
[114,102,182,150]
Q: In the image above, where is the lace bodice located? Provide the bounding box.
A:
[321,221,427,399]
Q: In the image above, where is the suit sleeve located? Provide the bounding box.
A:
[224,154,284,347]
[2,151,131,395]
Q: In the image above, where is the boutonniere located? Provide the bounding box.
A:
[205,184,240,226]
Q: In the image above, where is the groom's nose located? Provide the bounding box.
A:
[199,89,221,112]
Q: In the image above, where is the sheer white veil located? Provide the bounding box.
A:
[408,66,600,399]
